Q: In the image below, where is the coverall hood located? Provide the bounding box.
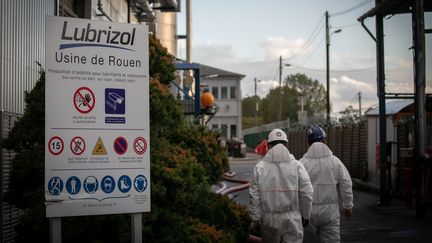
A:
[303,142,333,159]
[262,143,295,163]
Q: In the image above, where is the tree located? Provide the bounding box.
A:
[337,105,366,126]
[2,35,251,242]
[245,73,327,126]
[242,96,262,129]
[261,86,299,123]
[285,73,327,118]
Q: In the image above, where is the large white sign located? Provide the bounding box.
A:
[45,16,150,217]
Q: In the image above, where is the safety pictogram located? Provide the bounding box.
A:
[70,136,86,155]
[113,137,128,155]
[105,88,125,114]
[92,137,107,155]
[134,175,148,192]
[48,136,64,155]
[133,137,147,155]
[74,87,95,114]
[118,175,131,193]
[101,175,115,193]
[48,176,64,195]
[84,176,98,194]
[66,176,81,195]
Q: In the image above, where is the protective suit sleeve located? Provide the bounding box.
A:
[337,160,354,209]
[298,163,313,219]
[249,165,262,221]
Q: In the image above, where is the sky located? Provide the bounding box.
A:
[176,0,432,115]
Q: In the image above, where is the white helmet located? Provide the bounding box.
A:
[267,128,288,143]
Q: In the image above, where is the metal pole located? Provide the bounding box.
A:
[413,0,426,159]
[376,1,388,206]
[412,0,426,218]
[254,78,258,125]
[326,11,330,124]
[194,68,201,123]
[359,91,362,117]
[279,56,282,121]
[131,213,142,243]
[49,218,61,243]
[186,0,192,63]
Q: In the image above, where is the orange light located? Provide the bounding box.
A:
[200,92,214,107]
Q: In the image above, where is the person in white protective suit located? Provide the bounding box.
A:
[249,128,313,243]
[300,126,354,243]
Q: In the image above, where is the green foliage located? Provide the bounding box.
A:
[337,105,366,126]
[285,73,327,117]
[149,34,176,85]
[242,96,263,129]
[261,86,299,123]
[2,34,251,242]
[243,73,327,126]
[242,96,261,118]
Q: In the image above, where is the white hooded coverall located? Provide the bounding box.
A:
[249,144,313,243]
[300,142,354,243]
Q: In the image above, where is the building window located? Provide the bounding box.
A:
[230,86,237,99]
[221,86,228,99]
[211,124,218,130]
[221,124,228,138]
[211,86,219,99]
[230,124,237,138]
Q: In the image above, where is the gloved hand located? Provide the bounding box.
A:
[250,221,259,231]
[344,208,352,220]
[302,218,309,227]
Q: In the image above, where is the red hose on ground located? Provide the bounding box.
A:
[221,171,262,242]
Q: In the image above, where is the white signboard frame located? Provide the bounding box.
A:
[45,16,150,217]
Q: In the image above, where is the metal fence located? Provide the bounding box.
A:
[1,111,22,243]
[244,124,368,180]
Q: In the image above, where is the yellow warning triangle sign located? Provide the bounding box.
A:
[92,137,107,155]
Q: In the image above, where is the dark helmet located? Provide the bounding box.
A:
[307,126,326,144]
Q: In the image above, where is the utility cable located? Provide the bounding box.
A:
[330,0,372,17]
[299,36,326,66]
[285,14,325,60]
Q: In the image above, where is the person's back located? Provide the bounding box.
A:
[249,128,313,243]
[300,126,353,243]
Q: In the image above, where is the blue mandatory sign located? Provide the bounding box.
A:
[84,176,99,194]
[48,177,64,195]
[105,88,125,114]
[66,176,81,195]
[134,175,148,193]
[101,175,115,193]
[117,175,132,193]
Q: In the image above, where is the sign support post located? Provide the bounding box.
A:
[49,218,61,243]
[131,213,142,243]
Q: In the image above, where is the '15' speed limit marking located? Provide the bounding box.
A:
[48,136,64,155]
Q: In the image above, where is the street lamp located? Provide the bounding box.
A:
[254,77,262,125]
[325,11,342,124]
[278,56,291,121]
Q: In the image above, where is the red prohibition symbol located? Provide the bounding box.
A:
[48,136,64,155]
[113,137,128,155]
[70,136,86,155]
[133,137,147,155]
[73,87,95,114]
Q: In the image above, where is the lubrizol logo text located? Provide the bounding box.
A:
[60,21,136,51]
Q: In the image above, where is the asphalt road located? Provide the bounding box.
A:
[227,153,432,242]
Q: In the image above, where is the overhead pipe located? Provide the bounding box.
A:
[97,0,113,22]
[135,0,156,22]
